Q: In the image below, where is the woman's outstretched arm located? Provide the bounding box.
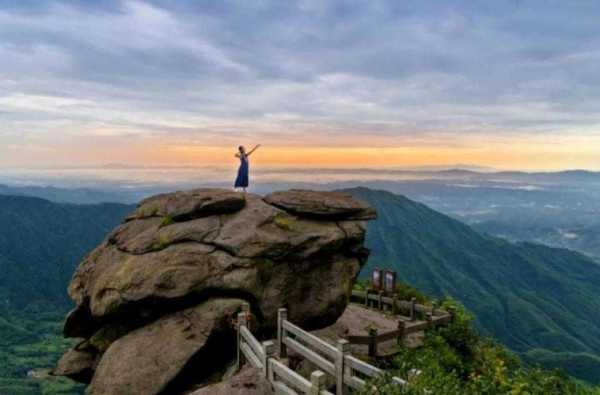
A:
[247,144,261,156]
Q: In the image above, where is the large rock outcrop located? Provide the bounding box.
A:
[54,189,375,395]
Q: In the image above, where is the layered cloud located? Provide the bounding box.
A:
[1,0,600,168]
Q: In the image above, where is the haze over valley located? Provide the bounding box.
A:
[3,166,600,258]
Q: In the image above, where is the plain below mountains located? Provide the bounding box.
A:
[1,189,600,384]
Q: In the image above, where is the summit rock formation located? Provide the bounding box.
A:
[53,189,376,395]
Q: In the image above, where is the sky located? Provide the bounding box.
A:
[1,0,600,171]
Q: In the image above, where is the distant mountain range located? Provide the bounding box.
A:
[346,187,600,383]
[0,184,143,205]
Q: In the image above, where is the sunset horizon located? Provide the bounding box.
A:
[2,1,600,172]
[2,144,599,172]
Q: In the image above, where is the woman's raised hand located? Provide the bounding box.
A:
[248,144,261,155]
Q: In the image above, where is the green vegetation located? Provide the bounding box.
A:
[0,195,132,394]
[0,308,83,395]
[274,212,296,231]
[151,234,171,251]
[359,300,600,394]
[0,195,132,309]
[346,187,600,384]
[159,215,174,228]
[521,350,600,385]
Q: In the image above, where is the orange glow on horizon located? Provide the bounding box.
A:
[158,140,600,171]
[3,131,600,171]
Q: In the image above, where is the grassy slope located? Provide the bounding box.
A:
[346,187,600,383]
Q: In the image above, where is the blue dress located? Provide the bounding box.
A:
[234,155,249,188]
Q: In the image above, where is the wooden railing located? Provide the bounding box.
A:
[237,311,333,395]
[236,307,410,394]
[351,289,453,319]
[349,289,454,356]
[277,308,407,395]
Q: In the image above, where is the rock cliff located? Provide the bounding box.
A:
[54,189,375,394]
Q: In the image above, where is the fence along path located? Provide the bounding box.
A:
[237,310,333,395]
[349,290,454,357]
[236,306,407,395]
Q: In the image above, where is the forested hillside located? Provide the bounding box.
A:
[0,195,132,309]
[0,195,132,394]
[347,187,600,383]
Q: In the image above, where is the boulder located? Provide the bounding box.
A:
[56,189,375,394]
[264,190,377,220]
[88,298,243,395]
[190,367,273,395]
[127,188,246,221]
[52,343,97,383]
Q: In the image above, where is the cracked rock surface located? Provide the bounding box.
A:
[190,366,274,395]
[54,188,375,395]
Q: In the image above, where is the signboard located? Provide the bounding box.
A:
[371,268,382,290]
[384,270,397,293]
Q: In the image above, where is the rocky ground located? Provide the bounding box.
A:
[190,367,273,395]
[53,189,376,395]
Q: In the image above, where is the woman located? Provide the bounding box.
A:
[234,144,260,192]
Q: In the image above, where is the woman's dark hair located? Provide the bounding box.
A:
[238,146,244,153]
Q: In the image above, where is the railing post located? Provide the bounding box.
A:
[410,297,416,321]
[431,301,437,316]
[392,293,399,315]
[368,328,378,358]
[365,289,370,307]
[277,308,288,358]
[378,290,384,311]
[242,302,251,329]
[448,306,455,322]
[236,312,247,370]
[262,340,275,379]
[336,339,350,395]
[397,320,406,345]
[310,370,326,395]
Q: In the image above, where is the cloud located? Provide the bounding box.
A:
[1,0,600,167]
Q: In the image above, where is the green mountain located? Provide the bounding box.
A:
[0,195,131,394]
[346,187,600,383]
[0,195,132,310]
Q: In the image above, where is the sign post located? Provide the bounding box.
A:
[371,268,383,291]
[384,270,397,294]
